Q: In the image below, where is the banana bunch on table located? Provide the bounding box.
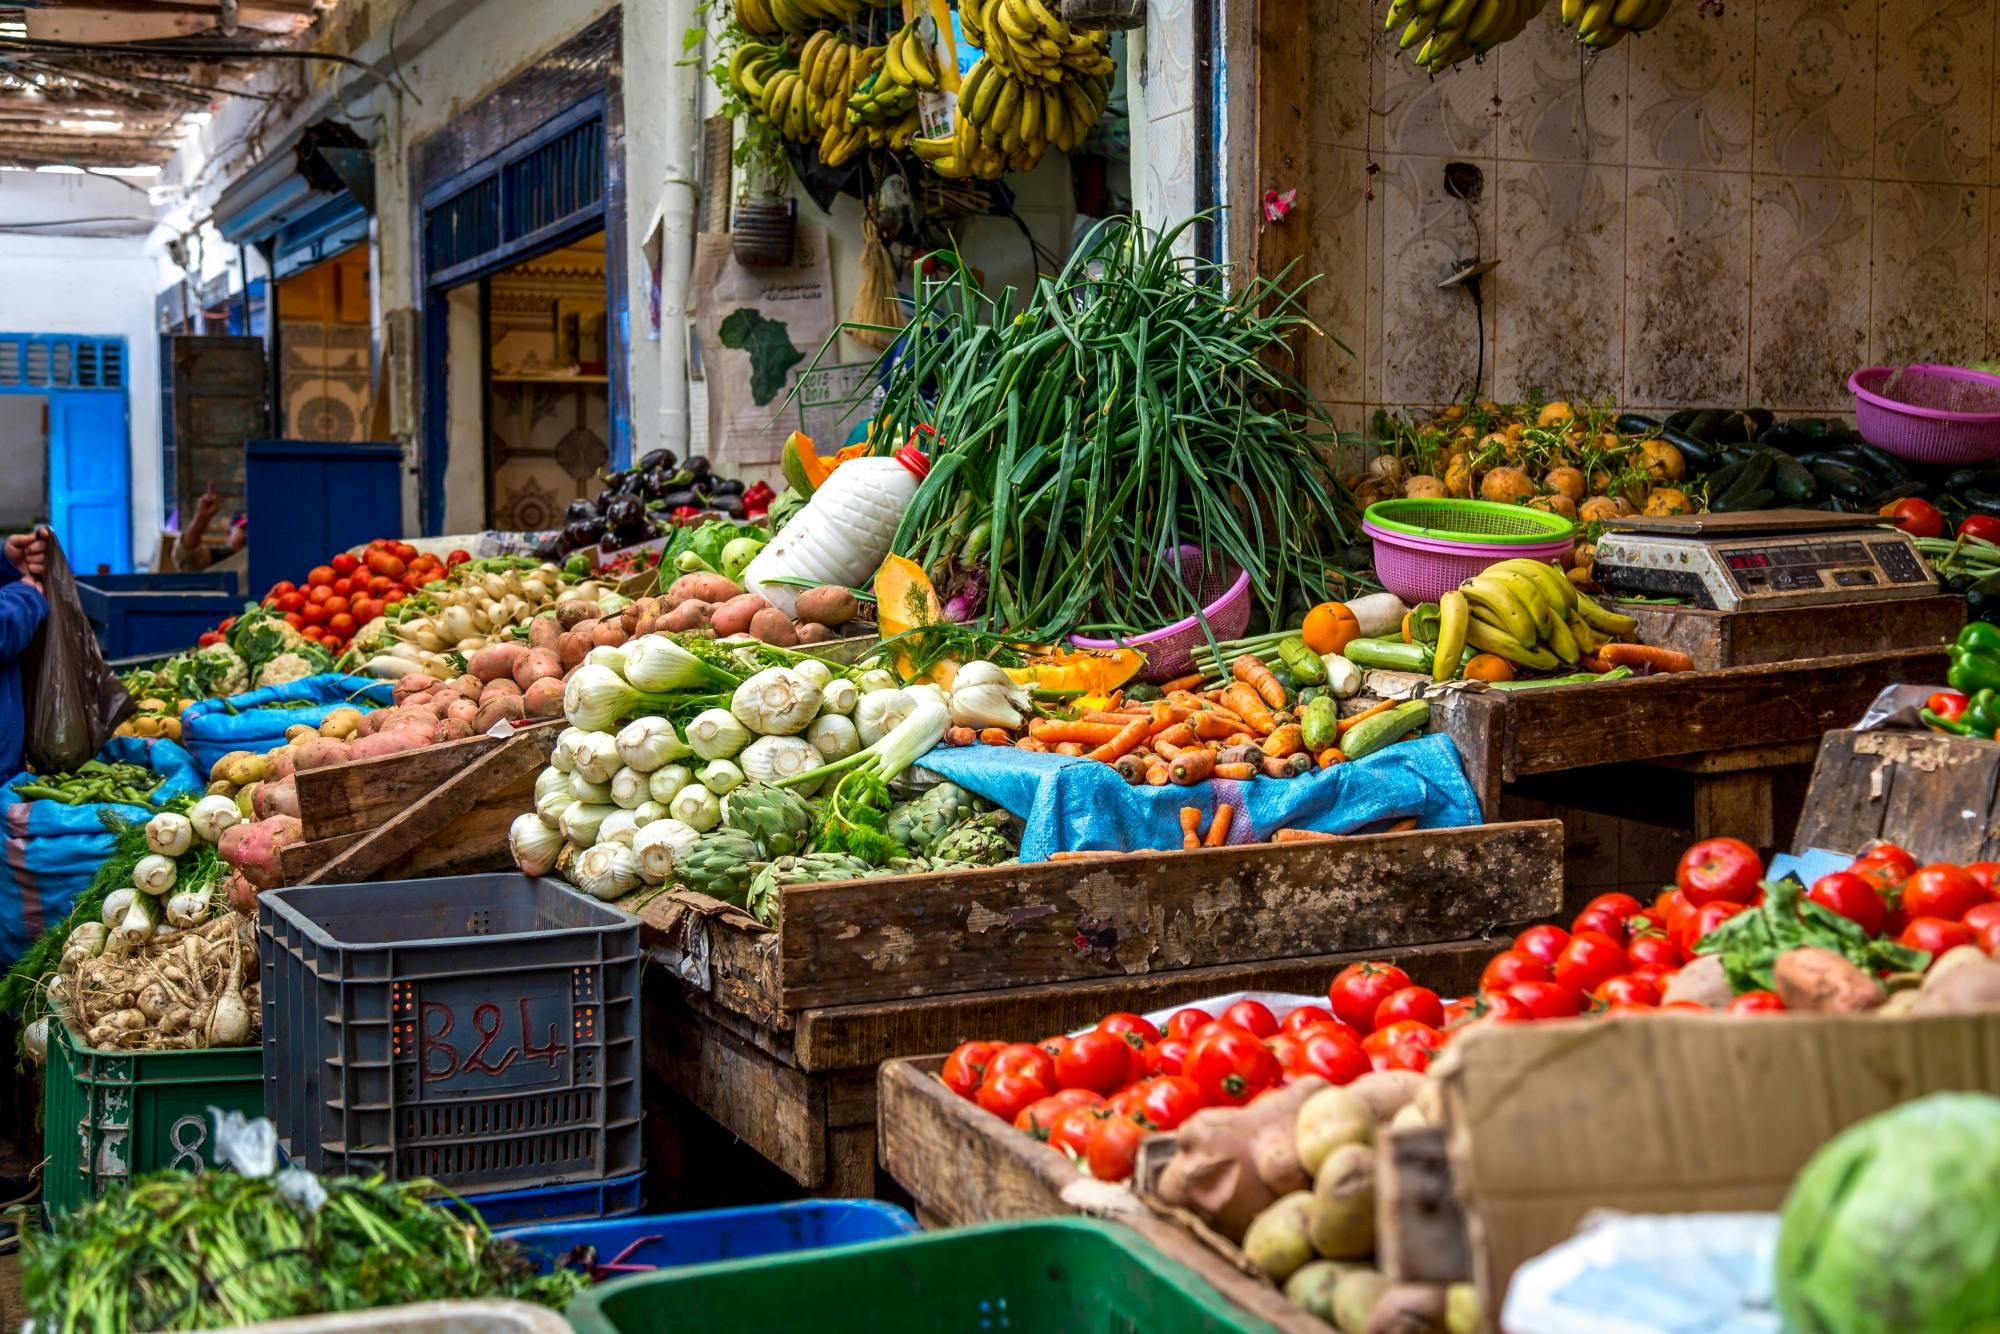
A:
[960,0,1116,86]
[1433,558,1638,674]
[1386,0,1550,72]
[1560,0,1674,47]
[910,55,1110,179]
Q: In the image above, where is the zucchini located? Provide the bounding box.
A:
[1278,636,1326,685]
[1715,452,1774,509]
[1808,461,1869,500]
[1299,695,1340,752]
[1342,700,1431,760]
[1765,450,1817,503]
[1340,638,1432,673]
[1847,442,1912,488]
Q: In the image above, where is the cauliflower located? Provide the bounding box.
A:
[254,652,317,688]
[194,644,249,697]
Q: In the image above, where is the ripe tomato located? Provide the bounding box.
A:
[277,592,305,614]
[1979,921,2000,958]
[1221,999,1279,1038]
[1807,871,1889,938]
[1660,1000,1710,1013]
[351,598,383,624]
[1880,496,1944,539]
[1514,925,1570,967]
[1098,1012,1162,1045]
[330,552,360,576]
[1677,837,1764,906]
[1854,841,1918,881]
[306,565,335,588]
[305,584,331,605]
[269,580,297,596]
[1570,907,1631,945]
[300,603,329,626]
[1966,863,2000,894]
[988,1042,1056,1089]
[1164,1008,1212,1040]
[1478,992,1534,1024]
[1593,974,1661,1009]
[1279,1004,1339,1036]
[1265,1032,1304,1074]
[1506,980,1583,1020]
[1901,916,1975,957]
[1155,1037,1189,1076]
[283,613,304,630]
[1295,1030,1369,1084]
[1055,1031,1134,1094]
[331,578,353,598]
[1631,963,1680,990]
[1479,949,1550,993]
[1048,1105,1105,1158]
[1015,1089,1103,1136]
[941,1041,998,1098]
[1583,891,1644,920]
[1675,900,1745,957]
[1108,1081,1152,1118]
[446,548,472,566]
[1901,865,1988,923]
[1327,962,1411,1032]
[1554,931,1629,995]
[1137,1075,1205,1131]
[322,595,349,616]
[976,1071,1050,1123]
[1373,986,1445,1030]
[1962,901,2000,934]
[1626,930,1682,971]
[391,541,418,563]
[1035,1034,1069,1061]
[1441,995,1474,1027]
[1085,1115,1147,1182]
[1727,991,1786,1015]
[1362,1020,1439,1073]
[1185,1025,1281,1107]
[1657,888,1695,932]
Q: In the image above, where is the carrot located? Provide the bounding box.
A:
[1232,655,1288,710]
[1055,741,1086,757]
[1387,816,1418,832]
[1169,748,1215,784]
[1189,711,1237,741]
[1113,752,1150,784]
[944,726,977,746]
[1029,718,1126,745]
[1225,731,1257,749]
[1086,715,1152,763]
[1260,723,1305,758]
[1180,807,1204,849]
[1015,736,1049,752]
[1213,762,1259,781]
[1337,698,1396,733]
[1598,642,1694,673]
[1145,758,1172,786]
[1204,804,1235,846]
[1316,747,1346,768]
[1151,722,1196,751]
[1166,690,1207,711]
[1262,753,1311,779]
[1162,672,1208,694]
[1221,683,1277,733]
[1579,652,1612,673]
[979,727,1015,746]
[1050,850,1123,860]
[1082,710,1150,725]
[1273,828,1336,844]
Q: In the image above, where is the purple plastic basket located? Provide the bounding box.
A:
[1850,365,2000,465]
[1363,516,1572,604]
[1070,545,1252,683]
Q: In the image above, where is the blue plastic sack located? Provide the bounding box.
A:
[0,736,206,970]
[917,732,1484,863]
[181,673,393,774]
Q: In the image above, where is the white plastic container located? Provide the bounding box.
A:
[743,447,929,615]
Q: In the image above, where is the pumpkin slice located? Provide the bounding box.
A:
[1003,647,1144,696]
[874,555,941,639]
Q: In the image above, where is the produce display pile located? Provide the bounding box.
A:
[13,758,168,808]
[1921,623,2000,740]
[537,451,771,563]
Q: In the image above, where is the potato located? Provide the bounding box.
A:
[1661,954,1732,1009]
[794,585,859,628]
[1773,946,1886,1014]
[710,593,771,638]
[215,750,267,787]
[1309,1142,1375,1259]
[263,749,296,782]
[1332,1269,1393,1334]
[1157,1077,1327,1240]
[318,707,364,740]
[1479,466,1535,505]
[592,618,630,648]
[796,622,835,644]
[1285,1261,1360,1322]
[556,600,597,629]
[1365,1283,1448,1334]
[1544,466,1586,501]
[469,642,529,684]
[1912,949,2000,1014]
[668,573,743,605]
[434,717,475,742]
[1346,1071,1425,1123]
[659,600,713,633]
[513,647,564,688]
[528,614,562,650]
[1444,1283,1479,1334]
[1297,1086,1376,1177]
[474,695,526,733]
[523,676,567,718]
[293,736,352,772]
[1242,1192,1317,1281]
[556,630,593,669]
[1403,475,1447,500]
[445,697,479,727]
[749,607,800,646]
[620,604,643,634]
[284,723,318,744]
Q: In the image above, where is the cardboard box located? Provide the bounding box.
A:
[1431,1010,2000,1314]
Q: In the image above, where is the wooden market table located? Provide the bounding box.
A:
[635,820,1563,1196]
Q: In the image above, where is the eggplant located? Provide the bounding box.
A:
[684,454,712,478]
[710,493,747,519]
[640,465,674,500]
[562,518,601,548]
[565,499,599,523]
[639,449,677,472]
[689,474,714,495]
[708,477,746,497]
[598,529,624,553]
[606,494,646,531]
[660,489,700,511]
[535,534,566,562]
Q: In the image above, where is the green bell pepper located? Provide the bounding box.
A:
[1947,622,2000,695]
[1964,688,2000,739]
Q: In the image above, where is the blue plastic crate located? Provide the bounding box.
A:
[77,572,241,658]
[446,1171,646,1230]
[497,1201,920,1278]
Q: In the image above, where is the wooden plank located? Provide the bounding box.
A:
[1653,741,1821,775]
[777,821,1562,1010]
[1502,649,1946,775]
[792,936,1506,1072]
[297,727,553,885]
[294,723,558,839]
[280,794,528,884]
[1429,689,1507,815]
[1622,596,1963,671]
[1377,1126,1471,1284]
[1690,770,1776,846]
[1794,730,2000,863]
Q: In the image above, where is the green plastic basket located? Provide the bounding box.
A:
[1363,497,1577,543]
[564,1218,1279,1334]
[42,1019,264,1218]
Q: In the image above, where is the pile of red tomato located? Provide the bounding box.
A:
[257,540,469,651]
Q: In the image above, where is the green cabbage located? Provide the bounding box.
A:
[1775,1093,2000,1333]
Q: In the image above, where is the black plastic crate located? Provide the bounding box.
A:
[258,873,642,1194]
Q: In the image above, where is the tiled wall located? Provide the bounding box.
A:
[1305,0,2000,433]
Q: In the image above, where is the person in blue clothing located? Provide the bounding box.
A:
[0,528,49,778]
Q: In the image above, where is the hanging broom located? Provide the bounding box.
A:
[845,215,906,351]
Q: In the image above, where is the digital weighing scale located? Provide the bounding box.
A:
[1591,511,1937,613]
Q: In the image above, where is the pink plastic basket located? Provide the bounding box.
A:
[1363,516,1572,603]
[1849,365,2000,465]
[1069,546,1252,683]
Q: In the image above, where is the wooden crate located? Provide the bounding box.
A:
[1621,595,1963,671]
[1793,728,2000,864]
[279,721,561,885]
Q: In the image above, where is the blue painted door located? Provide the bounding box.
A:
[47,391,132,575]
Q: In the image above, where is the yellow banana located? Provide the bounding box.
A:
[1488,569,1556,635]
[1492,558,1579,612]
[1543,613,1580,666]
[1434,592,1470,683]
[1612,0,1648,23]
[1461,576,1539,644]
[1400,9,1440,50]
[1572,591,1638,637]
[1466,620,1561,671]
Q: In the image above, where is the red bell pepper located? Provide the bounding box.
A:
[1928,690,1969,723]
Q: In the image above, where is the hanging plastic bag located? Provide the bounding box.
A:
[22,529,131,774]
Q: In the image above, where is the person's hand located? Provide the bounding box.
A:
[5,530,47,580]
[192,483,220,524]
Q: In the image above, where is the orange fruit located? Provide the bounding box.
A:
[1301,602,1360,655]
[1464,653,1517,683]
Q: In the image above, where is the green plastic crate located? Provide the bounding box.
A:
[564,1218,1280,1334]
[41,1019,264,1218]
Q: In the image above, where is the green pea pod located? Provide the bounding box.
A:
[1299,695,1340,752]
[1278,637,1326,685]
[1342,700,1431,759]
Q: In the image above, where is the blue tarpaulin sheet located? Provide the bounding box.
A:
[0,736,206,970]
[918,732,1484,863]
[181,673,392,773]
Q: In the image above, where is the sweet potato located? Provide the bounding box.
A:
[252,774,298,821]
[658,600,712,633]
[292,736,352,772]
[793,584,859,628]
[469,642,529,684]
[668,573,742,605]
[592,618,630,648]
[480,678,523,701]
[1346,1071,1425,1123]
[1660,954,1732,1010]
[263,748,296,782]
[710,594,770,638]
[393,673,439,706]
[1912,947,2000,1014]
[451,673,483,699]
[402,691,435,710]
[1773,946,1886,1013]
[749,607,799,646]
[229,815,303,889]
[474,694,526,733]
[528,613,562,650]
[445,697,479,726]
[346,731,411,761]
[513,647,564,688]
[556,630,593,669]
[433,717,475,742]
[224,869,260,916]
[556,600,597,629]
[633,615,657,637]
[522,675,566,718]
[1157,1076,1327,1241]
[796,622,834,644]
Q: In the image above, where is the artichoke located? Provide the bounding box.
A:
[745,852,876,927]
[885,781,986,855]
[674,830,765,906]
[722,782,817,859]
[929,812,1016,867]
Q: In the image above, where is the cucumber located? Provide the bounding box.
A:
[1765,450,1817,503]
[1809,461,1869,501]
[1715,452,1774,509]
[1846,442,1912,487]
[1299,696,1339,753]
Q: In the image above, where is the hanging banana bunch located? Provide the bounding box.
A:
[1386,0,1551,73]
[962,0,1115,86]
[766,0,869,37]
[1560,0,1674,48]
[846,22,936,151]
[735,0,784,39]
[729,40,791,111]
[910,55,1111,180]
